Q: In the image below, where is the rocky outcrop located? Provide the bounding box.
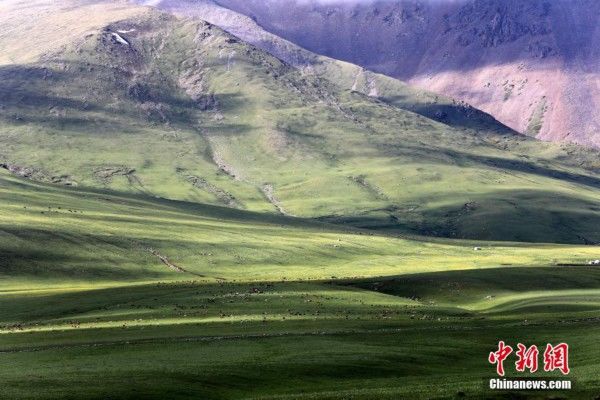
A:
[1,162,76,185]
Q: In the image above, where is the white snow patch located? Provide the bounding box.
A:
[111,32,129,46]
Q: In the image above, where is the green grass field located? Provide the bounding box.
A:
[1,2,600,399]
[2,171,600,399]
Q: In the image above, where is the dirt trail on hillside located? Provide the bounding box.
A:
[148,249,216,279]
[150,249,186,273]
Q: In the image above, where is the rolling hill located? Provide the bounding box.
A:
[2,158,600,400]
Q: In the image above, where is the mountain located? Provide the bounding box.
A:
[1,0,600,244]
[135,0,517,134]
[204,0,600,148]
[2,2,600,399]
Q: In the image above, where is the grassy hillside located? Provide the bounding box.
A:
[138,0,517,134]
[2,171,600,399]
[1,3,600,398]
[7,169,596,290]
[0,2,599,244]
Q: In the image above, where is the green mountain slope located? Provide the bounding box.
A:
[137,0,516,135]
[1,2,599,243]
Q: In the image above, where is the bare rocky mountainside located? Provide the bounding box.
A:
[179,0,600,148]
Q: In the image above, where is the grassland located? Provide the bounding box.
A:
[2,171,600,399]
[1,2,600,399]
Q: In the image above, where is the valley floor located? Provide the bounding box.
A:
[1,171,599,399]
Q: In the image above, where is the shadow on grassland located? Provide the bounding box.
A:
[320,189,600,244]
[341,266,600,305]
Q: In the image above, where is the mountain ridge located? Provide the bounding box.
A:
[136,0,519,136]
[208,0,600,148]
